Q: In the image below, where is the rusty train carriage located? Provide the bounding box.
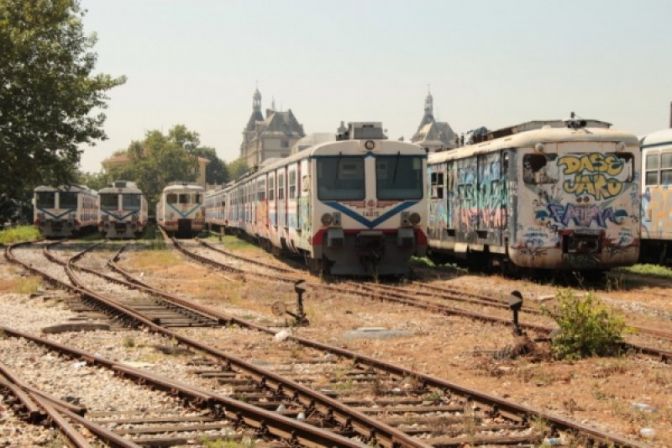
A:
[640,128,672,263]
[427,120,641,271]
[205,123,428,276]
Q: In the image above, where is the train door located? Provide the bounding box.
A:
[298,158,311,241]
[456,157,478,242]
[446,161,455,235]
[476,152,507,244]
[428,163,447,241]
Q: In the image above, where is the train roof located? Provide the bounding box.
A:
[99,180,143,194]
[162,182,204,193]
[429,125,639,165]
[640,128,672,149]
[34,184,97,195]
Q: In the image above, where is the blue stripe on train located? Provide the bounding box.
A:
[323,200,418,229]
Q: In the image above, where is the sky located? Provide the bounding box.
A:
[78,0,672,172]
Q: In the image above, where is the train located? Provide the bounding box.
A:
[156,182,205,237]
[205,122,428,276]
[426,118,641,273]
[98,180,148,239]
[33,185,99,238]
[640,127,672,264]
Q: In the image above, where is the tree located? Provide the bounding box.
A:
[0,0,125,220]
[227,158,249,180]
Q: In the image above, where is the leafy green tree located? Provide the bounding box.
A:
[77,170,110,191]
[227,158,249,180]
[0,0,125,221]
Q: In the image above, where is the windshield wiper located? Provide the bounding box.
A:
[392,151,401,183]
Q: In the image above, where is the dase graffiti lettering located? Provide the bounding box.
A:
[558,153,625,200]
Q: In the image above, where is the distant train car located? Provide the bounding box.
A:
[206,122,428,276]
[156,182,204,237]
[426,118,641,272]
[640,128,672,264]
[98,180,148,239]
[33,185,98,238]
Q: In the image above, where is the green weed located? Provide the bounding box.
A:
[622,263,672,279]
[543,290,627,360]
[0,225,41,244]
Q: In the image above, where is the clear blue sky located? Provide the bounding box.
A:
[79,0,672,172]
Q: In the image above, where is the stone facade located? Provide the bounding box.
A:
[411,91,457,152]
[240,89,305,167]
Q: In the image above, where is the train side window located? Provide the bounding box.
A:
[257,179,266,201]
[194,194,201,204]
[289,169,296,199]
[430,171,444,199]
[645,153,659,185]
[269,176,275,201]
[278,173,285,200]
[615,152,634,182]
[661,153,672,185]
[523,153,557,184]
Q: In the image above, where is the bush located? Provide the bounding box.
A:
[544,289,627,359]
[0,225,41,244]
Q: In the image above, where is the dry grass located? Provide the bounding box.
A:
[0,276,41,294]
[126,250,181,270]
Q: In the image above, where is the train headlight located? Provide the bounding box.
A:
[534,143,545,152]
[409,212,421,225]
[321,213,334,226]
[616,141,626,151]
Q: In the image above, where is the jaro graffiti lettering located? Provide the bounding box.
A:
[558,153,625,200]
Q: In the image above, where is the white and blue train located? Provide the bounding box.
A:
[33,185,99,238]
[98,180,148,239]
[156,182,205,237]
[205,122,428,276]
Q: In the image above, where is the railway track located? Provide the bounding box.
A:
[0,325,359,448]
[41,239,652,447]
[172,236,672,362]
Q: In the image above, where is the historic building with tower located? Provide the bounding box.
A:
[411,91,457,152]
[240,88,305,168]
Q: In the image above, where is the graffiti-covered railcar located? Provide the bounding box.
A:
[640,128,672,263]
[426,119,640,271]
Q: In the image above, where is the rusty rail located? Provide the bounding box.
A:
[107,243,650,448]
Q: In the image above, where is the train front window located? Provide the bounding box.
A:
[376,155,423,200]
[36,192,55,208]
[122,194,141,210]
[59,192,77,209]
[167,194,177,204]
[523,153,558,184]
[194,193,202,204]
[100,194,118,210]
[317,156,365,200]
[179,194,190,204]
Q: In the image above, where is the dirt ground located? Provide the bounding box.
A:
[116,238,672,446]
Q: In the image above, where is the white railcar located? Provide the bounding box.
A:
[33,185,99,238]
[640,128,672,263]
[156,182,205,237]
[98,180,148,239]
[205,123,428,276]
[426,119,641,272]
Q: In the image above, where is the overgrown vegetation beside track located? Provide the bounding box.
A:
[0,225,41,244]
[543,290,628,360]
[620,263,672,280]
